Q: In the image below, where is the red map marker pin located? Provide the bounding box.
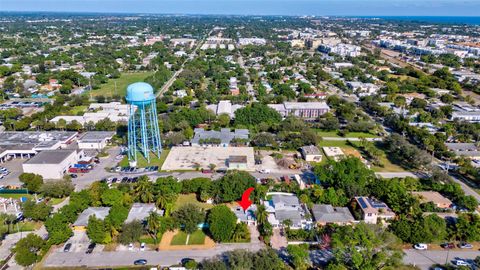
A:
[238,187,255,211]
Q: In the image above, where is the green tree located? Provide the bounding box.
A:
[45,213,73,244]
[118,220,144,245]
[172,204,204,234]
[13,233,45,266]
[87,216,110,244]
[22,200,52,221]
[287,244,310,270]
[101,189,123,206]
[208,205,237,242]
[19,173,43,193]
[146,211,162,244]
[213,171,256,202]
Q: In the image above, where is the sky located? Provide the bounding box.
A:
[1,0,480,16]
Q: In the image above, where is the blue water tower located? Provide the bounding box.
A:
[126,82,162,166]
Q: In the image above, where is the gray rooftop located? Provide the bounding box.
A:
[445,143,478,152]
[311,204,355,224]
[191,128,249,145]
[78,131,116,143]
[275,209,302,225]
[0,131,77,149]
[125,203,163,223]
[73,207,111,226]
[271,194,300,207]
[24,149,77,165]
[300,145,321,155]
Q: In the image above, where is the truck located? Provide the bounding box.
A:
[73,163,93,169]
[68,167,89,173]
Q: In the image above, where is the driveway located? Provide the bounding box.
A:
[270,228,288,250]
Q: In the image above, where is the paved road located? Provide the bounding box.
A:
[74,147,121,190]
[403,249,480,270]
[448,172,480,203]
[44,242,263,268]
[155,29,210,99]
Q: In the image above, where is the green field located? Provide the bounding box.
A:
[119,149,169,168]
[0,193,32,200]
[315,130,379,138]
[90,72,154,97]
[317,140,352,148]
[173,194,214,211]
[171,230,206,245]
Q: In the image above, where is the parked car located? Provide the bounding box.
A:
[140,242,145,251]
[259,169,271,174]
[128,243,134,251]
[413,243,428,250]
[64,243,72,252]
[181,258,194,266]
[86,243,96,254]
[440,242,455,249]
[454,259,470,266]
[70,174,78,178]
[133,259,147,265]
[458,242,473,249]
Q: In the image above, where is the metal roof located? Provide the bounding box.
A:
[73,207,111,226]
[24,149,77,165]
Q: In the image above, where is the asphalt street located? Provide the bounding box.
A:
[403,249,480,270]
[43,242,263,268]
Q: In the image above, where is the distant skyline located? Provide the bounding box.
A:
[1,0,480,16]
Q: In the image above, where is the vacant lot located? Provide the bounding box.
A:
[162,146,255,171]
[173,194,214,211]
[90,72,154,97]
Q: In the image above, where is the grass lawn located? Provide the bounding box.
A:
[173,194,214,211]
[90,72,154,97]
[48,197,66,205]
[170,230,206,245]
[317,140,352,148]
[0,193,32,200]
[171,231,188,245]
[315,130,379,138]
[188,230,206,245]
[119,149,169,168]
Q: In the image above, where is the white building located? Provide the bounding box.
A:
[207,100,244,118]
[50,102,130,125]
[22,149,84,179]
[264,192,312,229]
[77,131,115,150]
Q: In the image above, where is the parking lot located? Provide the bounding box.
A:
[0,159,26,187]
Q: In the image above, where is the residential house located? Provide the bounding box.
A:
[73,207,111,231]
[411,191,452,209]
[353,196,395,224]
[311,204,355,226]
[300,145,322,162]
[264,193,312,229]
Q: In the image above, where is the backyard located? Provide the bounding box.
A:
[170,230,206,245]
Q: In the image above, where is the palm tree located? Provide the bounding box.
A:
[146,212,161,244]
[156,194,169,210]
[208,163,216,172]
[282,219,292,230]
[134,177,154,203]
[256,204,268,225]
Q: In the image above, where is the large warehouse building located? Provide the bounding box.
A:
[22,149,84,179]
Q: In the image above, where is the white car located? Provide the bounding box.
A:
[259,169,271,174]
[128,243,133,251]
[454,259,470,266]
[413,243,428,250]
[140,242,145,251]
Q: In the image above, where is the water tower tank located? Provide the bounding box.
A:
[126,82,155,105]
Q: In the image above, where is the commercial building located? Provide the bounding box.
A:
[268,102,330,119]
[300,145,322,162]
[445,143,480,160]
[77,131,115,150]
[0,131,77,163]
[191,128,249,147]
[311,204,355,226]
[411,191,453,209]
[353,197,395,224]
[22,149,84,179]
[50,102,130,125]
[73,207,111,231]
[228,155,248,170]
